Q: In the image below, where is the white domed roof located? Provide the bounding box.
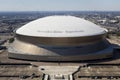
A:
[16,16,107,37]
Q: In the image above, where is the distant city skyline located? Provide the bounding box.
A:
[0,0,120,11]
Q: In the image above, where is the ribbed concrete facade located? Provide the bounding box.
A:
[8,16,113,61]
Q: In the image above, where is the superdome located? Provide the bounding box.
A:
[8,16,113,61]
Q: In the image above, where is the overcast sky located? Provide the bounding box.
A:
[0,0,120,11]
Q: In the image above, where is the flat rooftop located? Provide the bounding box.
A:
[0,49,120,80]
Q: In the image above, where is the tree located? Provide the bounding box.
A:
[9,38,14,43]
